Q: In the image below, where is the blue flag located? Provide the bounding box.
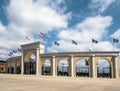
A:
[92,39,98,44]
[72,40,77,45]
[9,52,13,55]
[8,54,12,56]
[54,41,60,46]
[113,38,119,43]
[13,50,17,53]
[18,48,22,52]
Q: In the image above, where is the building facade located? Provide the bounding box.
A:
[0,60,6,73]
[6,41,120,78]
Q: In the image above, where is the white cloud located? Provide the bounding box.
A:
[0,0,70,60]
[90,0,115,13]
[58,16,112,42]
[7,0,69,34]
[110,29,120,39]
[0,22,6,32]
[47,15,116,52]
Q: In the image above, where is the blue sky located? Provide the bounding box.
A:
[0,0,120,60]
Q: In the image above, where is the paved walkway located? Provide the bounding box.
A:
[0,74,120,91]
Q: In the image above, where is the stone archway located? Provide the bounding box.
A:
[76,59,89,77]
[57,60,69,76]
[42,60,51,75]
[24,53,36,75]
[97,59,111,78]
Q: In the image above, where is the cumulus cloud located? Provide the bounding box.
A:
[110,29,120,39]
[58,16,112,42]
[90,0,116,13]
[47,15,116,52]
[0,22,6,32]
[0,0,70,60]
[7,0,69,34]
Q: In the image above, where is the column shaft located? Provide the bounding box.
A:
[115,56,119,79]
[36,48,40,76]
[92,55,96,78]
[71,55,74,77]
[52,56,55,77]
[21,51,24,74]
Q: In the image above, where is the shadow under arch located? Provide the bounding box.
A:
[76,59,89,77]
[24,53,36,75]
[57,59,69,76]
[97,59,111,78]
[42,59,51,75]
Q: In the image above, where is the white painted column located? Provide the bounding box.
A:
[52,56,56,77]
[71,55,74,77]
[36,48,40,76]
[92,55,96,78]
[21,51,24,74]
[114,56,119,79]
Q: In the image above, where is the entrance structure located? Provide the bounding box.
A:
[6,41,120,78]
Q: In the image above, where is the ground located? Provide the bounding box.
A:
[0,74,120,91]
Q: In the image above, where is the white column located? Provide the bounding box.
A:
[52,56,56,77]
[36,48,40,76]
[114,56,119,79]
[92,55,96,78]
[71,55,74,77]
[21,51,24,74]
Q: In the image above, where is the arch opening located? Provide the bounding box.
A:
[16,65,21,74]
[57,60,69,76]
[76,59,89,77]
[97,59,111,78]
[24,53,36,75]
[42,60,51,75]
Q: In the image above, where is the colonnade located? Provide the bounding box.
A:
[20,54,119,78]
[6,41,119,79]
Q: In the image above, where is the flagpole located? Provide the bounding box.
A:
[113,42,114,51]
[90,41,93,52]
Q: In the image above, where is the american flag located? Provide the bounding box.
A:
[40,32,47,37]
[26,36,30,40]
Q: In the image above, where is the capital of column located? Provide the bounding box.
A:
[36,48,40,50]
[52,56,55,58]
[70,55,74,58]
[91,54,95,57]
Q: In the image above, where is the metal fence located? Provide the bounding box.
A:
[97,67,111,78]
[76,67,89,77]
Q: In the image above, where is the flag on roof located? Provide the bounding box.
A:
[92,39,98,44]
[13,50,17,53]
[18,48,22,52]
[26,36,30,40]
[9,52,13,55]
[72,40,77,45]
[40,32,47,37]
[54,41,60,46]
[8,54,12,56]
[113,38,119,43]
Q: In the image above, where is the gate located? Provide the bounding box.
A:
[97,67,111,78]
[57,66,68,76]
[76,67,89,77]
[42,66,51,75]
